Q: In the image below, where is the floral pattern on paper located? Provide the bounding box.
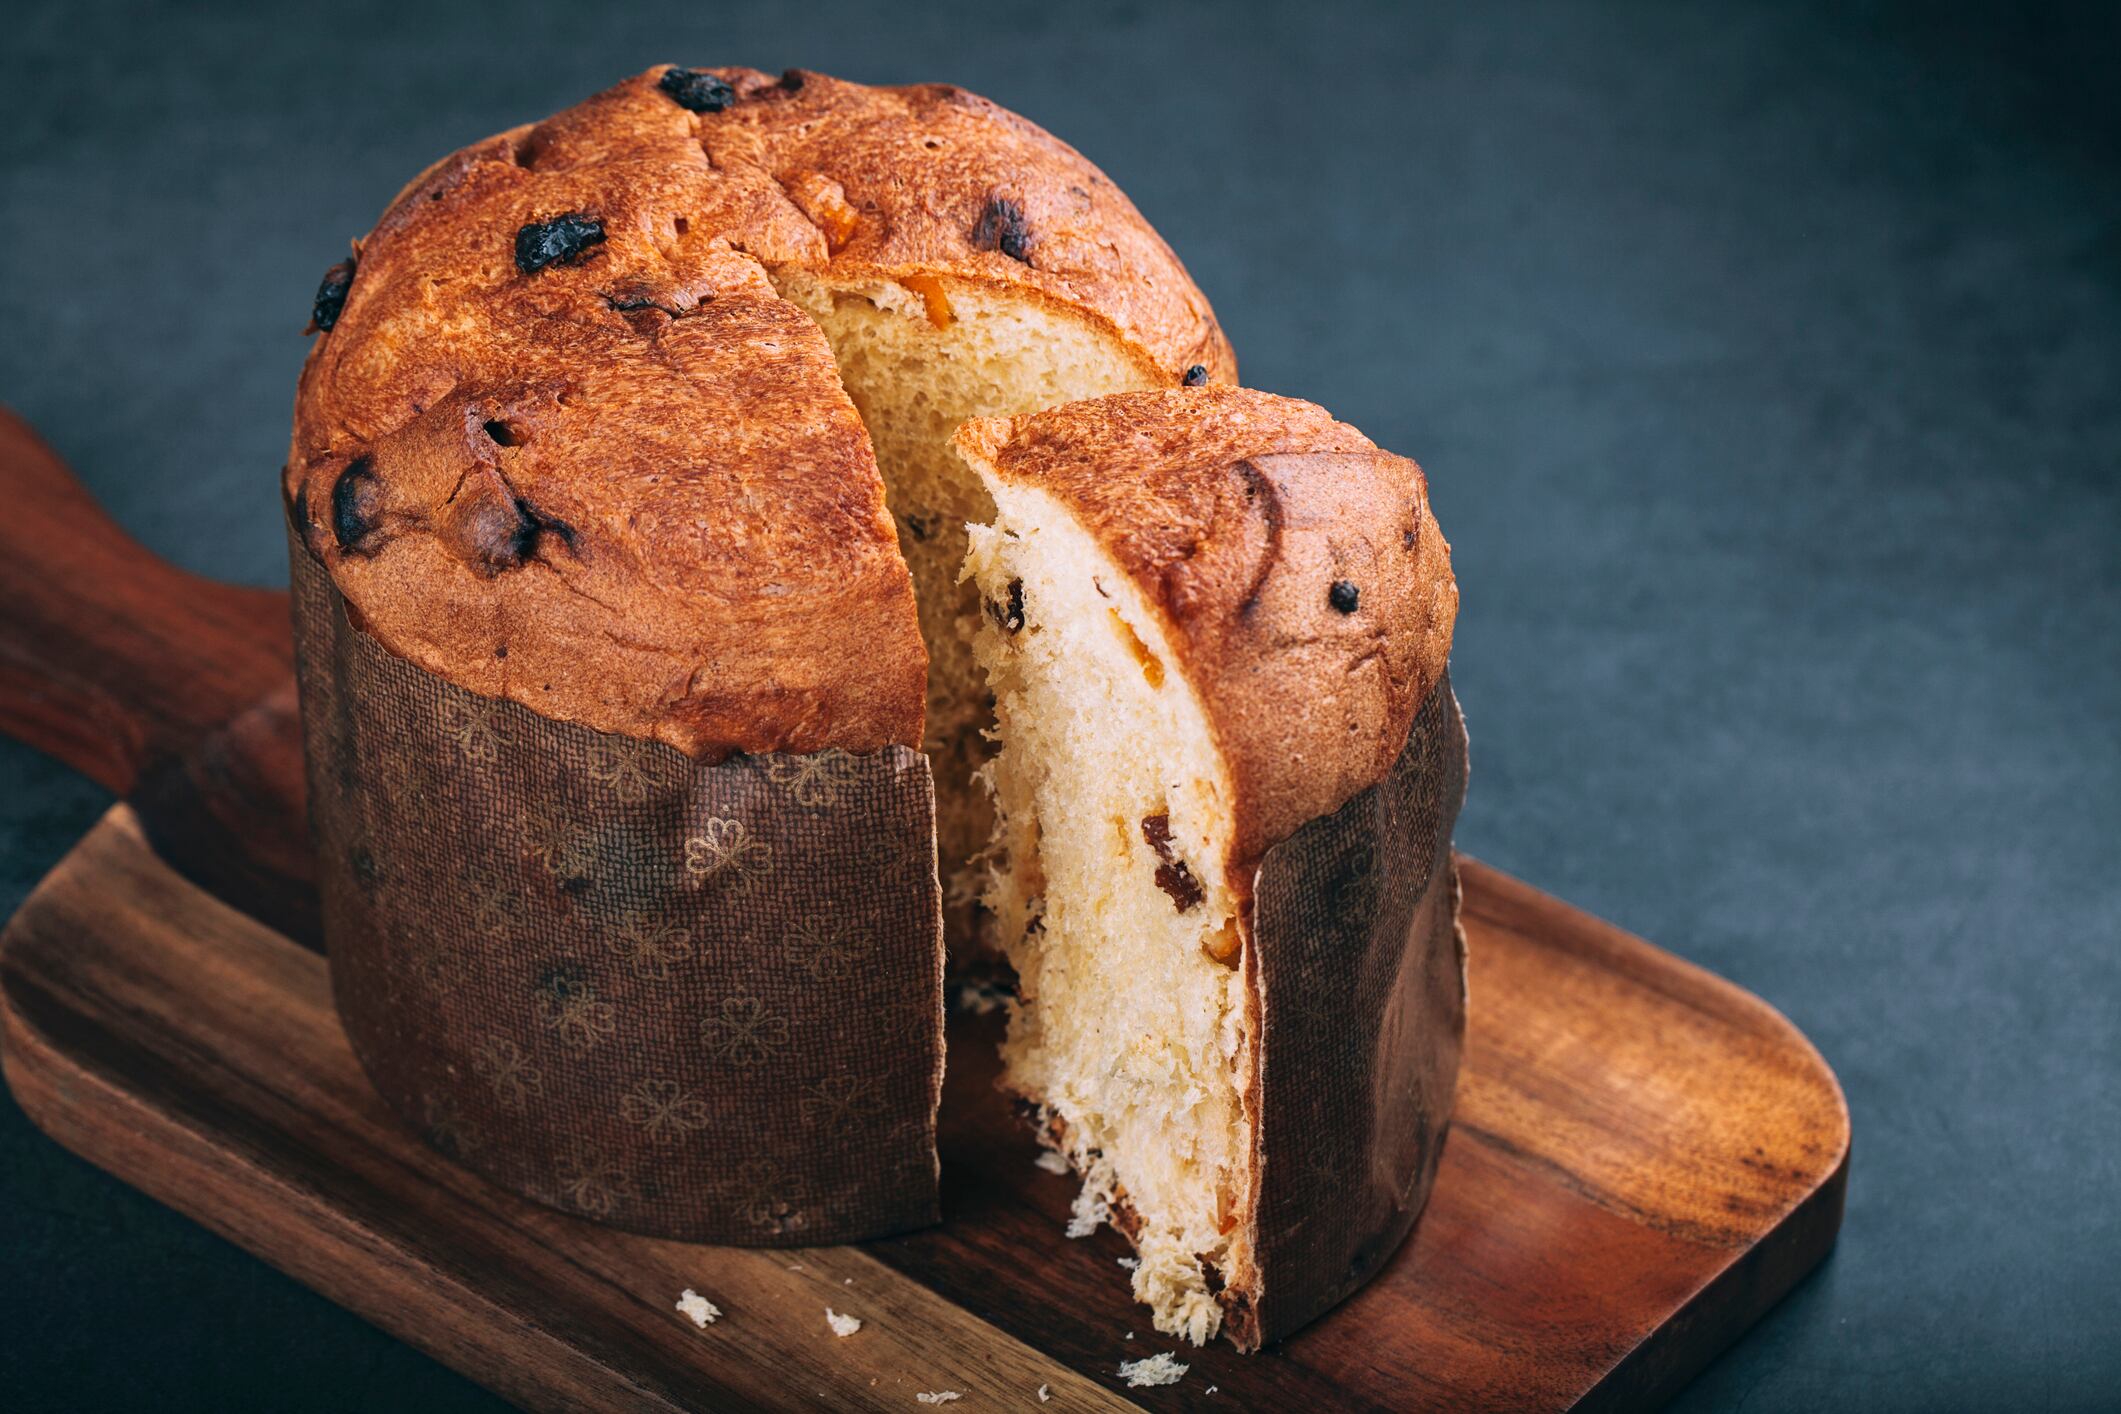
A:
[699,993,789,1068]
[556,1141,634,1218]
[536,976,618,1051]
[586,738,668,805]
[683,817,773,896]
[469,1034,544,1112]
[765,750,864,808]
[783,915,871,983]
[618,1078,711,1140]
[799,1074,882,1133]
[438,695,513,765]
[607,917,694,983]
[522,807,598,882]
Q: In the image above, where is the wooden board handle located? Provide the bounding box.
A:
[0,407,293,792]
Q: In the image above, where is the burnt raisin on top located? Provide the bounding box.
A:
[657,66,735,113]
[1182,364,1209,387]
[331,457,383,551]
[310,258,355,332]
[515,214,607,274]
[1329,579,1361,614]
[777,69,806,92]
[972,195,1033,262]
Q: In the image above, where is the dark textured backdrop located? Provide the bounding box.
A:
[3,1,2117,1409]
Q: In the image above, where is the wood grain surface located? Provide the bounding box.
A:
[0,406,1849,1409]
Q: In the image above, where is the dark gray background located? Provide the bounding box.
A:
[4,0,2117,1408]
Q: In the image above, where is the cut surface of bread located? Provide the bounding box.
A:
[953,389,1460,1348]
[775,270,1162,922]
[965,481,1251,1344]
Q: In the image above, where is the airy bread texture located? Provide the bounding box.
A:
[956,388,1457,1347]
[966,484,1251,1344]
[286,65,1231,769]
[775,271,1162,915]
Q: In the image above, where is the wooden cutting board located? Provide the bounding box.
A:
[0,410,1848,1411]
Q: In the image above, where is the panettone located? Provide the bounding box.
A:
[958,389,1462,1349]
[286,65,1464,1346]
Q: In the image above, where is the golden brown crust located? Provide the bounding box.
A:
[288,66,1234,757]
[956,387,1457,869]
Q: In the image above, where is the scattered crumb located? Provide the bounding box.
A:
[825,1307,862,1338]
[1125,1331,1135,1340]
[788,1263,804,1271]
[675,1289,720,1328]
[1037,1385,1051,1402]
[1116,1257,1139,1271]
[844,1277,853,1285]
[1206,1385,1218,1395]
[1118,1352,1189,1388]
[916,1393,962,1405]
[1034,1149,1072,1175]
[1065,1182,1109,1239]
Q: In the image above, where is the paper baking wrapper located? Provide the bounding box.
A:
[289,541,945,1244]
[1240,673,1467,1346]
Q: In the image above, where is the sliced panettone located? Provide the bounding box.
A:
[286,64,1233,939]
[956,388,1463,1349]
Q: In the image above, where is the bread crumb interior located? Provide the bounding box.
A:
[963,478,1252,1346]
[772,271,1155,944]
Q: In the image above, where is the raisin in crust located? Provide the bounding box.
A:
[286,66,1235,759]
[954,387,1458,871]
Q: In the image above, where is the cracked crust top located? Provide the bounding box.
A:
[286,65,1235,758]
[955,388,1457,869]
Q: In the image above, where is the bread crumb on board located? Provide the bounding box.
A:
[1034,1149,1072,1175]
[1118,1352,1189,1387]
[675,1289,721,1327]
[826,1308,862,1338]
[1037,1385,1051,1402]
[916,1393,962,1405]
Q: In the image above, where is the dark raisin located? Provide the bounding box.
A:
[1140,813,1205,912]
[1182,364,1209,387]
[778,69,806,92]
[1156,860,1205,912]
[1329,579,1361,613]
[972,195,1033,262]
[515,214,606,274]
[310,257,355,332]
[331,458,383,551]
[658,66,735,112]
[1402,528,1416,551]
[1141,813,1177,861]
[984,577,1025,633]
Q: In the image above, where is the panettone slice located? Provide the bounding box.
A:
[956,388,1465,1350]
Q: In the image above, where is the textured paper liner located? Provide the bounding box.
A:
[1236,673,1467,1346]
[289,539,945,1244]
